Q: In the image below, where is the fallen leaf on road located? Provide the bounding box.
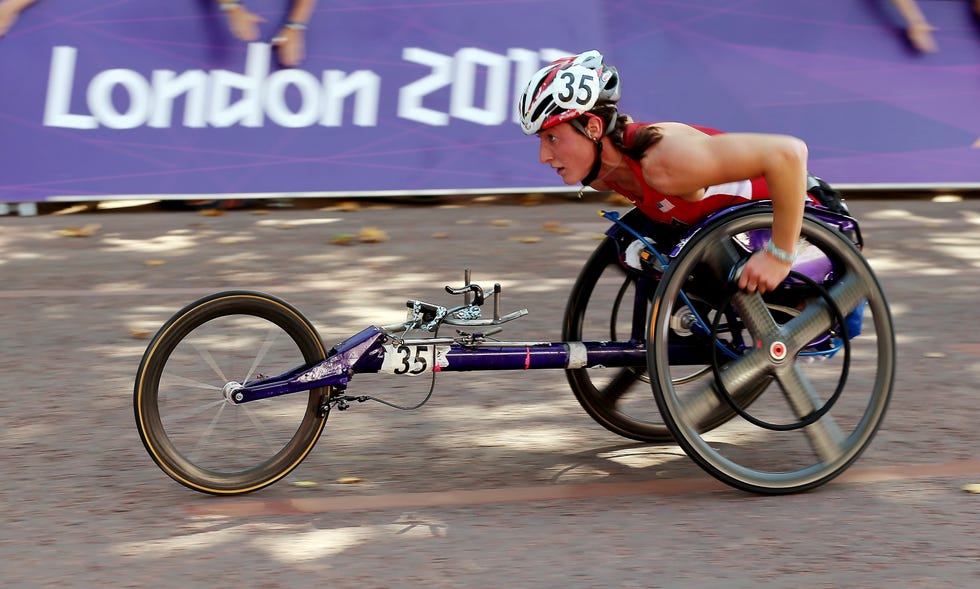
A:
[54,224,101,237]
[542,221,572,234]
[359,226,388,243]
[334,201,362,212]
[329,233,355,245]
[963,484,980,494]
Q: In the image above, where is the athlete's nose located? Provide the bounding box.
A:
[538,138,553,164]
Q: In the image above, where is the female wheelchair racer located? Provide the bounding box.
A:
[132,50,893,496]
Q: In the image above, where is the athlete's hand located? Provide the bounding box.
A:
[906,22,938,53]
[272,26,305,67]
[737,249,791,295]
[225,5,265,42]
[0,3,21,37]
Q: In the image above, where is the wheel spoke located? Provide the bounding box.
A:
[784,273,866,351]
[189,402,227,463]
[674,351,770,424]
[716,349,772,401]
[241,404,283,451]
[160,371,222,391]
[161,397,226,424]
[673,379,730,425]
[777,365,847,463]
[597,368,642,407]
[191,342,229,383]
[243,325,283,383]
[731,291,781,339]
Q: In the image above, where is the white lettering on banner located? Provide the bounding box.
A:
[208,43,270,127]
[450,47,509,125]
[43,45,569,130]
[150,70,209,127]
[399,47,452,125]
[89,69,152,129]
[43,46,97,129]
[265,69,320,128]
[320,70,380,127]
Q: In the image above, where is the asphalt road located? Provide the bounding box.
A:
[1,195,978,588]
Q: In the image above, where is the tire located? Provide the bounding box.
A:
[563,236,672,441]
[563,232,744,442]
[649,208,895,494]
[134,291,329,495]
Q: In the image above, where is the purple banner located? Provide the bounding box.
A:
[1,0,978,203]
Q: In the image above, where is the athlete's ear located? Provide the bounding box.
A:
[586,115,604,140]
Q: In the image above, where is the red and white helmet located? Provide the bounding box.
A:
[518,50,621,136]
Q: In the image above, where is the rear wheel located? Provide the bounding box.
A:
[649,209,894,494]
[564,234,745,441]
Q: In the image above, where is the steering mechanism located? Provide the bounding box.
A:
[399,269,528,333]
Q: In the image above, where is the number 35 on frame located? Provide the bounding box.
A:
[379,344,449,375]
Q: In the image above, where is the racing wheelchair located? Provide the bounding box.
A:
[134,201,895,496]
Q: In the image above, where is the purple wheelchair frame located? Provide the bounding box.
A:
[228,202,862,411]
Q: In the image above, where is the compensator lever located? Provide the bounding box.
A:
[445,268,486,305]
[445,283,485,306]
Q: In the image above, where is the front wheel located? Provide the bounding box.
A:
[134,291,329,495]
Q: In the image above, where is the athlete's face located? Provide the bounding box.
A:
[537,122,595,185]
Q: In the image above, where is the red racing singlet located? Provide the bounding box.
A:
[603,123,812,227]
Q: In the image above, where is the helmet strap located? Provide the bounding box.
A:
[579,139,603,186]
[570,118,604,186]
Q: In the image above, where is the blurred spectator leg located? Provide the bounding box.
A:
[890,0,938,52]
[17,202,38,216]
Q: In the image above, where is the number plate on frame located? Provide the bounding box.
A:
[380,344,450,375]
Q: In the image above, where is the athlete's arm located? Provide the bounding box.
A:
[640,126,808,293]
